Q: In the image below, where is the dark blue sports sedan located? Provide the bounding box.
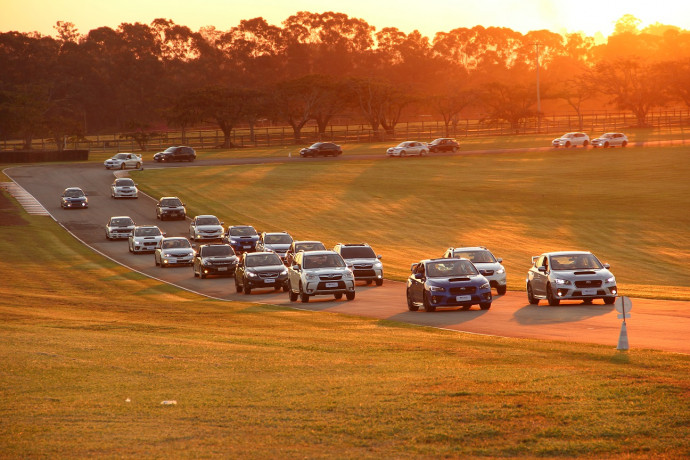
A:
[406,258,492,312]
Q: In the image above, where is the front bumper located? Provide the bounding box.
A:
[108,229,133,239]
[427,289,492,307]
[246,274,288,288]
[200,262,237,276]
[161,254,194,266]
[132,242,158,252]
[62,201,87,208]
[161,210,185,219]
[303,279,355,295]
[113,190,137,198]
[551,284,618,300]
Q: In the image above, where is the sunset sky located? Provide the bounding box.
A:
[2,0,689,40]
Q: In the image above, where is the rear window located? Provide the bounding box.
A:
[340,246,376,259]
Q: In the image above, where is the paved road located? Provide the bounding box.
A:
[6,157,690,355]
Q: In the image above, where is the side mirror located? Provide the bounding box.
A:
[603,263,610,269]
[377,254,382,259]
[292,264,300,271]
[414,273,424,280]
[220,222,224,226]
[410,263,418,272]
[497,258,503,263]
[162,232,167,236]
[537,266,546,273]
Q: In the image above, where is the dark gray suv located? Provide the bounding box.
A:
[153,146,196,162]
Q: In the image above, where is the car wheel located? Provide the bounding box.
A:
[583,140,589,147]
[527,282,539,305]
[406,289,419,311]
[420,150,428,156]
[497,286,507,295]
[565,141,571,148]
[120,163,125,170]
[282,283,289,292]
[299,284,309,303]
[136,162,141,169]
[423,291,436,312]
[244,281,251,295]
[452,147,458,152]
[546,283,560,306]
[128,243,133,253]
[288,281,298,302]
[334,293,343,300]
[105,231,111,240]
[621,141,628,147]
[604,297,616,305]
[604,142,609,148]
[480,302,492,310]
[400,151,406,157]
[235,278,243,293]
[375,279,383,286]
[346,291,355,301]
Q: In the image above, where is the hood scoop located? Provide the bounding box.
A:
[449,277,470,282]
[574,271,596,275]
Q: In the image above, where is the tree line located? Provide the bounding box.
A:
[1,12,690,150]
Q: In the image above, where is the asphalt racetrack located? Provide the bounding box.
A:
[6,153,690,355]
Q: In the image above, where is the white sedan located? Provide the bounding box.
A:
[110,177,138,198]
[591,133,628,148]
[552,132,590,148]
[386,141,428,157]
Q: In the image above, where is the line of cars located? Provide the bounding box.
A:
[296,138,461,159]
[551,132,628,148]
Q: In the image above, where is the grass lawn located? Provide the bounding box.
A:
[131,144,690,300]
[0,189,689,458]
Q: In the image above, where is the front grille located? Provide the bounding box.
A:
[353,264,373,269]
[259,272,280,278]
[353,269,376,277]
[143,242,157,246]
[317,281,346,290]
[450,286,477,295]
[319,274,342,281]
[575,280,602,288]
[481,270,495,276]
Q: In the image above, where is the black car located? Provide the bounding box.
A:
[193,243,238,278]
[153,146,196,162]
[60,187,88,209]
[235,252,289,294]
[299,142,342,158]
[156,196,186,221]
[428,138,459,153]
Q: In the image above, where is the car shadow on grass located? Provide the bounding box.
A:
[512,302,615,325]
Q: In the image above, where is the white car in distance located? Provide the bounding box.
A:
[110,177,138,199]
[552,132,590,148]
[386,141,428,157]
[190,215,224,242]
[591,133,628,148]
[104,153,143,170]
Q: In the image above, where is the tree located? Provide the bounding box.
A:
[481,82,537,133]
[188,86,253,148]
[272,76,324,143]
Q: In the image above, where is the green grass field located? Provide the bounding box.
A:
[1,190,689,458]
[131,144,690,300]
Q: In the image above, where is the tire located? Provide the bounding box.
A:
[120,163,125,170]
[604,297,616,305]
[334,293,343,300]
[406,289,419,311]
[497,286,507,295]
[604,142,609,148]
[244,282,251,295]
[288,281,298,302]
[282,284,289,292]
[400,151,406,157]
[583,140,589,147]
[420,150,428,156]
[452,147,458,153]
[346,291,355,301]
[128,243,133,253]
[480,302,492,310]
[235,279,243,293]
[375,279,383,286]
[106,231,111,240]
[135,162,141,169]
[546,283,560,306]
[300,287,309,303]
[423,291,436,312]
[527,282,539,305]
[621,141,628,147]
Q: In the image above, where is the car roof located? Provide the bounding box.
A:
[229,225,255,229]
[452,246,491,252]
[195,214,218,219]
[301,250,338,256]
[294,240,322,244]
[159,196,180,200]
[134,225,160,229]
[162,236,188,241]
[64,187,83,191]
[542,251,592,256]
[246,251,278,256]
[109,215,132,220]
[421,257,470,264]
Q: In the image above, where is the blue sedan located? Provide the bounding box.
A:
[406,258,492,312]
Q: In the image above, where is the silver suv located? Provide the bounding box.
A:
[332,243,384,286]
[287,250,355,303]
[526,251,617,306]
[443,246,507,295]
[190,215,224,241]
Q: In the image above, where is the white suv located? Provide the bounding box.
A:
[287,250,355,303]
[333,243,384,286]
[443,246,507,295]
[551,132,589,148]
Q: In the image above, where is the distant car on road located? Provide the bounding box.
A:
[154,237,194,267]
[193,243,238,278]
[153,146,196,162]
[443,246,507,295]
[284,240,327,267]
[110,177,138,199]
[105,216,135,240]
[332,243,384,286]
[406,258,492,312]
[156,196,186,221]
[104,153,143,170]
[552,132,590,148]
[591,133,628,148]
[427,138,459,153]
[223,225,260,254]
[256,232,293,261]
[287,250,355,302]
[299,142,342,157]
[189,215,224,242]
[128,225,164,253]
[60,187,88,209]
[235,251,289,294]
[526,251,617,306]
[386,141,428,157]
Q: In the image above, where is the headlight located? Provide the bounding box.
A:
[606,276,616,284]
[230,239,238,244]
[280,268,288,276]
[554,278,571,285]
[246,271,258,278]
[306,273,319,281]
[374,262,383,268]
[480,282,490,290]
[343,271,354,280]
[496,268,505,274]
[428,285,445,292]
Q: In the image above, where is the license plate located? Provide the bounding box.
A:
[582,289,597,296]
[243,245,252,249]
[326,282,338,288]
[264,278,274,283]
[218,267,227,272]
[456,295,472,302]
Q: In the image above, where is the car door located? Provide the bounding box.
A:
[408,263,425,302]
[236,255,246,287]
[531,256,549,296]
[288,252,303,288]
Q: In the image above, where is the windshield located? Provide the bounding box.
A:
[114,153,128,159]
[161,198,182,207]
[135,227,161,237]
[246,253,282,267]
[202,246,234,257]
[115,179,134,186]
[64,189,84,198]
[340,246,376,259]
[396,142,411,147]
[550,253,603,270]
[163,147,176,153]
[303,253,345,269]
[602,133,614,138]
[264,234,292,244]
[426,259,478,277]
[162,239,191,249]
[295,242,326,252]
[197,216,220,226]
[309,143,323,148]
[453,250,496,264]
[111,218,134,227]
[229,226,257,237]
